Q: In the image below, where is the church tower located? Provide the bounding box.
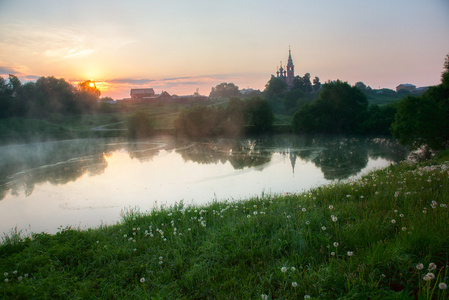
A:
[276,47,295,88]
[286,47,294,87]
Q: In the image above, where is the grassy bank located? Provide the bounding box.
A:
[1,152,448,299]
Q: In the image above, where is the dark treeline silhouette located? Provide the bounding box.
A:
[0,75,101,118]
[174,96,274,138]
[290,80,398,135]
[391,54,449,150]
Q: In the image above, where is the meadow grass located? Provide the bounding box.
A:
[1,151,448,299]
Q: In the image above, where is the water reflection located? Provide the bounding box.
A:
[175,139,272,170]
[0,135,407,200]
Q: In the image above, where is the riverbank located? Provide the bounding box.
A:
[1,151,448,299]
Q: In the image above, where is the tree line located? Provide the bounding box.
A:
[0,75,102,118]
[174,96,274,138]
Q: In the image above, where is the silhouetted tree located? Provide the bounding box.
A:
[292,80,368,134]
[264,75,288,98]
[209,82,240,98]
[313,76,321,92]
[391,54,449,150]
[246,96,274,133]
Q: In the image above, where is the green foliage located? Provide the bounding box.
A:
[1,154,448,298]
[126,111,155,139]
[392,54,449,150]
[292,73,313,93]
[245,96,274,133]
[264,76,288,98]
[283,88,305,114]
[292,80,369,134]
[209,82,240,98]
[174,105,220,138]
[0,75,100,119]
[174,96,274,137]
[361,102,398,135]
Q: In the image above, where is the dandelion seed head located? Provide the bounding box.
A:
[140,277,145,283]
[321,226,327,231]
[292,281,298,287]
[329,205,334,210]
[391,219,396,224]
[347,251,353,257]
[281,267,288,273]
[428,263,437,271]
[333,242,339,247]
[439,282,447,290]
[261,294,269,300]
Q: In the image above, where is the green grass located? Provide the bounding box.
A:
[366,92,406,106]
[1,152,449,298]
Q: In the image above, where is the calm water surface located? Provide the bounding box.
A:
[0,135,407,235]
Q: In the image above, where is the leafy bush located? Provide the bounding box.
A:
[126,111,154,139]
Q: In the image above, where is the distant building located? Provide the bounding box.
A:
[158,91,172,100]
[396,84,416,92]
[130,88,155,99]
[275,47,295,88]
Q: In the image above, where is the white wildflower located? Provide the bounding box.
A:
[428,263,437,271]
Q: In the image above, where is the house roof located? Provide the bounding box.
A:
[130,88,155,95]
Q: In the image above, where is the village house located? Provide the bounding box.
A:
[130,88,155,99]
[396,84,416,92]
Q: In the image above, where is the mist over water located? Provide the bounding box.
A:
[0,135,407,235]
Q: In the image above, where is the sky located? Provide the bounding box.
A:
[0,0,448,99]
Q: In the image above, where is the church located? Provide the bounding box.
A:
[275,48,295,88]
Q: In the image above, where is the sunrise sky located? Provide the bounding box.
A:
[1,0,448,99]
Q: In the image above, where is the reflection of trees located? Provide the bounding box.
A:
[287,135,407,180]
[0,139,119,200]
[0,135,408,200]
[176,139,272,170]
[126,141,167,162]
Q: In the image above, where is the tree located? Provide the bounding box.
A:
[174,105,220,137]
[361,103,398,135]
[209,82,240,98]
[127,111,155,139]
[0,77,13,118]
[302,73,312,93]
[313,76,321,92]
[292,80,368,134]
[354,82,367,91]
[75,80,100,113]
[245,96,274,133]
[284,88,305,114]
[264,75,287,98]
[391,54,449,150]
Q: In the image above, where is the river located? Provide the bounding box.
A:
[0,134,407,235]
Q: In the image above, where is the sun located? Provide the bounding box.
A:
[89,82,95,88]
